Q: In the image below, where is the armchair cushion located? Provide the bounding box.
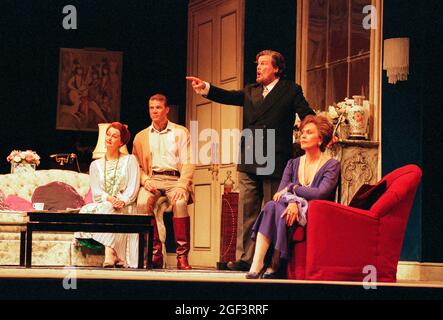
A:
[349,180,387,210]
[31,181,85,211]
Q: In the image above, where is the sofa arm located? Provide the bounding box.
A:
[305,200,380,281]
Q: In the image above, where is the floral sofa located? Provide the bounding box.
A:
[0,169,104,267]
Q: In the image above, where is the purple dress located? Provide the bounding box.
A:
[251,157,340,259]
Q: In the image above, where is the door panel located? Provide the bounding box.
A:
[186,0,243,268]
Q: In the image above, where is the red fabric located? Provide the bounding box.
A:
[287,164,422,282]
[31,181,85,211]
[287,240,307,280]
[83,188,93,204]
[292,226,305,242]
[5,195,33,211]
[287,226,307,279]
[220,193,238,263]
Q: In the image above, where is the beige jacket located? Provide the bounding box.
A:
[132,121,195,201]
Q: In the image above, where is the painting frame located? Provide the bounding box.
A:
[56,48,123,131]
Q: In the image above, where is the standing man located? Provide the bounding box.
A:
[187,50,315,271]
[133,94,195,270]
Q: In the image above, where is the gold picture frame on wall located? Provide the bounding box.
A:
[56,48,123,131]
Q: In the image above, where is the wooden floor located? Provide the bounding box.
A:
[0,266,443,287]
[1,266,443,300]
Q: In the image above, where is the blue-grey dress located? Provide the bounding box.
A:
[251,156,340,259]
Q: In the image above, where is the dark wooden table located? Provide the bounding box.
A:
[24,211,153,269]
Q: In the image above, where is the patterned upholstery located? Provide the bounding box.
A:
[0,169,93,266]
[0,169,90,201]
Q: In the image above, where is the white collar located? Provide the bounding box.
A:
[263,78,280,92]
[149,121,172,134]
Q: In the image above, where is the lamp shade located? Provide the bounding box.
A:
[383,37,410,84]
[92,123,129,159]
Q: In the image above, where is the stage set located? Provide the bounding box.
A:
[1,266,443,300]
[2,0,442,302]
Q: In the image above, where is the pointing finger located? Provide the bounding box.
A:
[186,76,200,82]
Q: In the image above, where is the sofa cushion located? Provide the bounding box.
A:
[5,195,33,211]
[31,181,85,211]
[349,180,387,210]
[84,188,93,204]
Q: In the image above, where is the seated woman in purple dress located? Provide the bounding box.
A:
[246,115,340,279]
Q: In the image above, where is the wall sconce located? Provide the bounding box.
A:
[92,123,129,159]
[383,37,410,84]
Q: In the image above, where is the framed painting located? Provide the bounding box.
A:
[56,48,123,131]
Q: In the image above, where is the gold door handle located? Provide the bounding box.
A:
[208,164,219,180]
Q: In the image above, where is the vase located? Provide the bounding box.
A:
[11,162,36,174]
[347,97,369,140]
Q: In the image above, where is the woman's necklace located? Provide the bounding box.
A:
[104,153,120,194]
[301,153,323,186]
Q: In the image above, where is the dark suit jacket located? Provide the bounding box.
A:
[207,79,315,179]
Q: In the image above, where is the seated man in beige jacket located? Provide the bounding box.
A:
[132,94,195,270]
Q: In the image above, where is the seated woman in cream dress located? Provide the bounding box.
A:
[75,122,140,268]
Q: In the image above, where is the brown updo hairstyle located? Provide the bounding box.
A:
[299,115,333,152]
[107,122,131,146]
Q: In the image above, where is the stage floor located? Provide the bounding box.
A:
[1,266,443,288]
[1,266,443,300]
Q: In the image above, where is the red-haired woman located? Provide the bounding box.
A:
[246,115,340,279]
[75,122,140,268]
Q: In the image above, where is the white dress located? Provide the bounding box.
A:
[75,154,140,268]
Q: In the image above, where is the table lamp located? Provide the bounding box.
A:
[92,123,129,159]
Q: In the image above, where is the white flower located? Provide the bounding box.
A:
[328,106,339,119]
[7,149,40,166]
[337,102,347,113]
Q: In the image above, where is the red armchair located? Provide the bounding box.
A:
[287,164,422,282]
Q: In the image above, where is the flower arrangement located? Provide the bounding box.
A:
[327,99,353,140]
[328,100,348,125]
[328,96,370,140]
[7,150,40,166]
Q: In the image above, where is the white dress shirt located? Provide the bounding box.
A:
[148,121,188,172]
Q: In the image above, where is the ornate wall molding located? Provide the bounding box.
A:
[328,140,379,204]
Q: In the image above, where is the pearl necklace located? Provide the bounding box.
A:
[104,153,120,195]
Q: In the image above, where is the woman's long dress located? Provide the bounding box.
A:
[251,156,340,259]
[75,154,140,268]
